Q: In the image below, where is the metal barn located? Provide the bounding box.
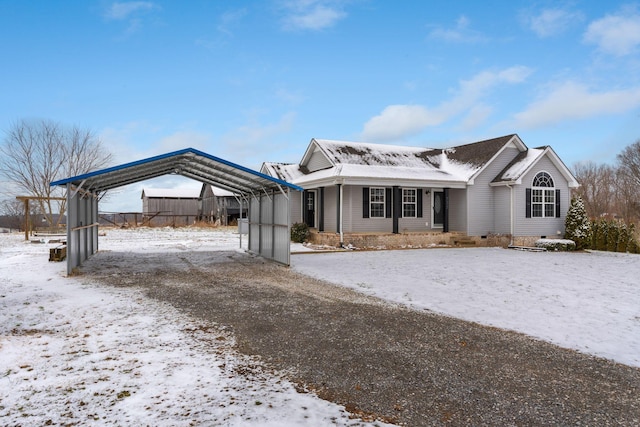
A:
[51,148,302,274]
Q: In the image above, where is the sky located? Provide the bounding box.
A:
[1,0,640,211]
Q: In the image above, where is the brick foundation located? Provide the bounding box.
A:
[308,231,513,249]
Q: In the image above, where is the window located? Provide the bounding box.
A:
[531,172,555,218]
[369,187,385,218]
[402,188,417,218]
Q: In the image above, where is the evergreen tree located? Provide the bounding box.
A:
[596,218,608,251]
[607,221,619,252]
[590,219,599,249]
[617,222,629,252]
[564,196,591,249]
[628,223,640,254]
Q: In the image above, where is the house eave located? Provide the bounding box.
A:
[295,176,468,189]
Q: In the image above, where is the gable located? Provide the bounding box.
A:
[491,146,579,188]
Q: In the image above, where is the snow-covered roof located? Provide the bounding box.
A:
[261,162,306,182]
[142,186,238,199]
[142,188,202,199]
[492,145,580,188]
[284,134,519,185]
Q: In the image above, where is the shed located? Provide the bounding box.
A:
[51,148,302,274]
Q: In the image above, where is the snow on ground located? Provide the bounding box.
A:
[0,228,392,426]
[2,227,639,426]
[292,246,640,368]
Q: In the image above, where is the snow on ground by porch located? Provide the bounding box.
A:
[292,246,640,368]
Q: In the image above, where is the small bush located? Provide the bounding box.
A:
[290,222,309,243]
[535,239,576,251]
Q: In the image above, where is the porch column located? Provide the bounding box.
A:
[336,183,342,240]
[443,188,449,233]
[318,187,324,232]
[302,190,309,225]
[392,186,401,234]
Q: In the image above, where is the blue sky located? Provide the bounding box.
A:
[2,1,640,211]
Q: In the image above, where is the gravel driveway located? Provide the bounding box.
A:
[84,249,640,426]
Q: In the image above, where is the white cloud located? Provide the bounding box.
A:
[460,104,493,131]
[220,112,297,163]
[280,1,347,31]
[512,81,640,128]
[428,15,487,43]
[584,7,640,56]
[105,1,156,20]
[361,66,533,142]
[361,105,444,142]
[526,8,583,38]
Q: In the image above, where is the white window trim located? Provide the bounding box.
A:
[402,188,417,218]
[532,171,555,218]
[369,187,385,218]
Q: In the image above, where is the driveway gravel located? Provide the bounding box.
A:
[83,249,640,426]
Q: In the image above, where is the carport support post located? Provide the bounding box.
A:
[239,197,243,249]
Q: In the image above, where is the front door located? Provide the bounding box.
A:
[433,191,444,227]
[305,190,316,228]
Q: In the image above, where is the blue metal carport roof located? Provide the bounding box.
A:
[51,147,302,195]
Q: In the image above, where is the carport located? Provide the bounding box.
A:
[50,147,302,274]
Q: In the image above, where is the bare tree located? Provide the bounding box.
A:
[0,198,26,230]
[613,168,640,223]
[617,140,640,222]
[572,161,615,218]
[618,139,640,186]
[0,119,113,227]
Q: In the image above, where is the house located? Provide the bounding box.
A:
[261,134,579,247]
[140,184,247,226]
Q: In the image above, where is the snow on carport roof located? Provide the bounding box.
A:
[50,147,303,195]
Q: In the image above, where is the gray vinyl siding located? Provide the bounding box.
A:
[347,185,392,233]
[398,188,429,232]
[324,186,338,232]
[343,185,430,233]
[513,156,571,237]
[290,190,303,224]
[467,146,521,236]
[306,149,333,172]
[447,188,467,232]
[493,186,511,234]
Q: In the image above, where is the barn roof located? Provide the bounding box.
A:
[51,147,303,195]
[141,188,202,199]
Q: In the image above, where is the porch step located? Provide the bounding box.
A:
[452,237,476,246]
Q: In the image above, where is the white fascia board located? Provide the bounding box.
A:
[503,147,579,189]
[544,147,580,188]
[299,138,336,168]
[296,176,467,189]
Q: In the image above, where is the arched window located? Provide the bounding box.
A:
[531,171,556,217]
[533,171,554,188]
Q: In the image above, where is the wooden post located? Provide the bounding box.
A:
[24,198,29,241]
